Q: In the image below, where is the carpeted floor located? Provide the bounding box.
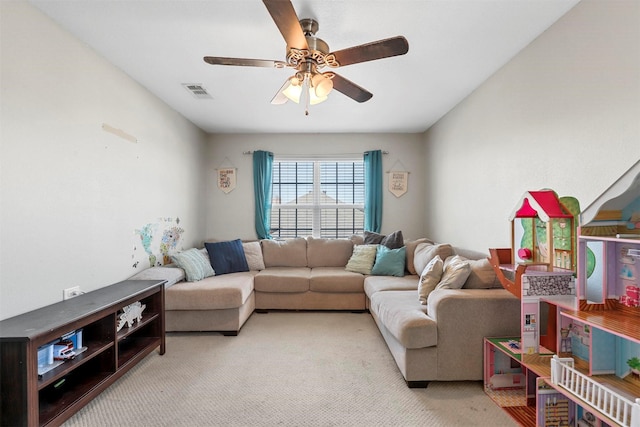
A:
[63,311,517,426]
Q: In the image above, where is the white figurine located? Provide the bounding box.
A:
[117,301,146,331]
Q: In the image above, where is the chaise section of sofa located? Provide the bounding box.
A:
[364,245,521,387]
[165,271,256,335]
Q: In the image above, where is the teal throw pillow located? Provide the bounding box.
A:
[371,245,406,277]
[170,248,215,282]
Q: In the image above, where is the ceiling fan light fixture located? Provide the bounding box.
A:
[309,93,328,105]
[311,73,333,98]
[282,76,303,103]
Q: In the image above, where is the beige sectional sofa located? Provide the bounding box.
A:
[155,236,520,387]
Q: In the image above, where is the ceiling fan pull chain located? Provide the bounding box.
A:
[303,75,311,116]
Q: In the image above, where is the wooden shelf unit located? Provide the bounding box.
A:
[0,280,165,427]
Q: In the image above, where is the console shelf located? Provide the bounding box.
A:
[0,280,165,427]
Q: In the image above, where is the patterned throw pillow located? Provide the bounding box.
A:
[417,255,444,304]
[170,248,215,282]
[345,244,379,275]
[371,245,406,277]
[205,239,249,275]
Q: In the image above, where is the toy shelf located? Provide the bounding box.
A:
[0,280,165,427]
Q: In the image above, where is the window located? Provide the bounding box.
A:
[270,158,364,238]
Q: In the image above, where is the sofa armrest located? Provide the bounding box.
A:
[426,288,520,380]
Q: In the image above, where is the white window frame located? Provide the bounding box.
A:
[271,155,364,238]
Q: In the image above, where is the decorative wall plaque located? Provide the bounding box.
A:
[389,171,408,198]
[217,168,237,194]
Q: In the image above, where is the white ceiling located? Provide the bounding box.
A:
[29,0,580,134]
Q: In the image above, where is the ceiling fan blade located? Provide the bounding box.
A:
[262,0,308,50]
[326,72,373,103]
[271,78,291,105]
[330,36,409,67]
[204,56,287,68]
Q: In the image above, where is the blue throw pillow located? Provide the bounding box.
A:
[371,245,406,277]
[204,239,249,275]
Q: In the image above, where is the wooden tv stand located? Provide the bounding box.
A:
[0,280,165,426]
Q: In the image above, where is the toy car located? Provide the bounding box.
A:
[53,340,76,360]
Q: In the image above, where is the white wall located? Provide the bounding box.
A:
[205,133,425,241]
[0,2,208,319]
[422,0,640,252]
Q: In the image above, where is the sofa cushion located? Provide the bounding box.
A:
[418,255,444,304]
[350,234,364,245]
[364,275,418,299]
[345,244,378,275]
[364,230,404,249]
[405,238,435,275]
[205,239,249,275]
[170,248,215,282]
[370,290,437,349]
[262,238,308,267]
[306,237,354,268]
[129,265,185,289]
[371,245,406,277]
[413,243,454,276]
[254,267,311,292]
[310,267,364,293]
[242,241,266,271]
[463,258,500,289]
[165,271,255,310]
[438,255,472,290]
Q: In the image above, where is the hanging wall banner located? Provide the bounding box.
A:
[389,171,408,198]
[217,168,237,194]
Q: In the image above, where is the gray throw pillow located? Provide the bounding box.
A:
[363,230,404,249]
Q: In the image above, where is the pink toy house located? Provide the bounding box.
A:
[490,189,579,354]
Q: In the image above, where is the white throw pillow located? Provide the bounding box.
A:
[436,255,471,290]
[242,241,265,271]
[418,255,444,304]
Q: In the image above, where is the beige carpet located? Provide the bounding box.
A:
[63,312,517,426]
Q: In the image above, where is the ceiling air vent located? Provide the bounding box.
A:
[182,83,212,99]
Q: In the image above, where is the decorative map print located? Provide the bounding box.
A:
[132,217,184,268]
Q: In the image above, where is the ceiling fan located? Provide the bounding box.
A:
[203,0,409,114]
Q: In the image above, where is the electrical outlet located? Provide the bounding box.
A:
[63,286,82,300]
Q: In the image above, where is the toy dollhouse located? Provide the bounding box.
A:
[489,190,579,355]
[485,159,640,427]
